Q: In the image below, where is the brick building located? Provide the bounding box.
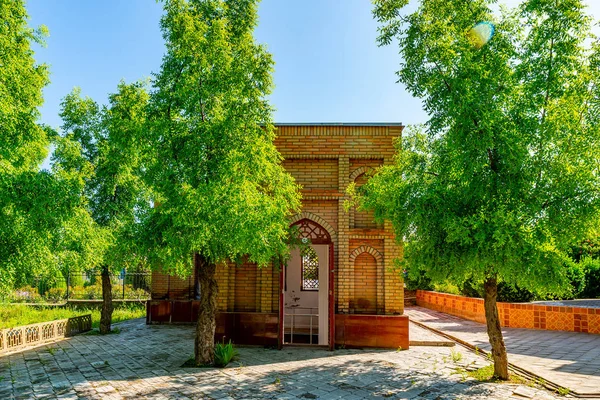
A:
[147,123,409,350]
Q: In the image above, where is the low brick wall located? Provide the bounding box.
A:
[416,290,600,334]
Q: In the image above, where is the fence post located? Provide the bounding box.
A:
[66,270,70,301]
[122,269,126,299]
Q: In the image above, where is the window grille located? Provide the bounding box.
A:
[301,247,319,291]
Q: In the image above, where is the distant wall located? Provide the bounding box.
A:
[416,290,600,334]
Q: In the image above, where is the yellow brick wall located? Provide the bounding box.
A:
[151,124,405,316]
[352,253,378,314]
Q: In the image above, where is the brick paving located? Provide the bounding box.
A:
[406,306,600,396]
[0,318,564,399]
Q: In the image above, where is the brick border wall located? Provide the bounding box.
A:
[416,290,600,334]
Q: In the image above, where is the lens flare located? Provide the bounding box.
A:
[468,22,495,49]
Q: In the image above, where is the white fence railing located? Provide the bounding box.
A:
[0,314,92,354]
[284,307,318,345]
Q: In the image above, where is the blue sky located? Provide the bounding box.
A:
[27,0,600,133]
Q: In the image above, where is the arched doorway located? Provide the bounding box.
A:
[279,218,334,349]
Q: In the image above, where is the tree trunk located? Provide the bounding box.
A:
[100,266,114,334]
[483,276,509,380]
[195,254,218,366]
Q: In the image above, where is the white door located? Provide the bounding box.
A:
[284,244,329,345]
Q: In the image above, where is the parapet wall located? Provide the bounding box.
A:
[416,290,600,334]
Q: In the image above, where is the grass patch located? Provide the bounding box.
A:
[0,303,145,329]
[465,365,527,384]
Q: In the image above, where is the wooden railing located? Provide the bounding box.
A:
[0,314,92,354]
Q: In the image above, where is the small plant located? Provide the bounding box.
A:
[557,387,570,396]
[474,346,479,356]
[450,349,463,363]
[536,378,547,386]
[214,338,239,368]
[47,348,56,356]
[396,346,403,352]
[273,377,281,385]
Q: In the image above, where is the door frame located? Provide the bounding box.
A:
[279,218,335,350]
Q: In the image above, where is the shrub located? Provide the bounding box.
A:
[11,286,43,303]
[580,257,600,298]
[45,287,67,302]
[497,283,535,303]
[433,281,461,296]
[214,339,238,368]
[404,268,433,291]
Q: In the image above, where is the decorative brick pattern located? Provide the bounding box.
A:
[349,245,383,264]
[417,290,600,334]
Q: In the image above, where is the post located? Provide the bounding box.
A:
[122,269,126,299]
[66,270,70,300]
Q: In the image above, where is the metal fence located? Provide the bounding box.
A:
[7,270,152,303]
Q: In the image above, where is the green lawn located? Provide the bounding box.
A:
[0,303,146,329]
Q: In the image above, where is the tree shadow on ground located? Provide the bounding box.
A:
[407,308,600,387]
[0,319,539,399]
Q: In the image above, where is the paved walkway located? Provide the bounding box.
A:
[406,306,600,396]
[0,318,563,399]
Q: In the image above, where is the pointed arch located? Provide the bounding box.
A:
[349,245,383,265]
[289,212,337,241]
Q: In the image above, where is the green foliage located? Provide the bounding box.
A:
[0,303,145,330]
[142,0,301,275]
[0,0,97,298]
[365,0,600,300]
[55,81,152,276]
[579,258,600,298]
[404,268,433,291]
[450,349,463,363]
[496,283,535,303]
[10,286,43,303]
[214,339,239,368]
[43,287,66,302]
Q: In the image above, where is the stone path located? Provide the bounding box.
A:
[406,306,600,396]
[0,318,564,399]
[409,322,455,347]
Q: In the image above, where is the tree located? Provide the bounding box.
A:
[143,0,300,365]
[364,0,600,379]
[0,0,86,296]
[56,82,151,333]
